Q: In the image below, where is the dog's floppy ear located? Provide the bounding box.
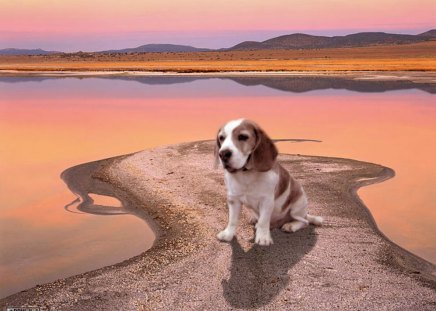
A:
[248,124,278,172]
[213,128,222,169]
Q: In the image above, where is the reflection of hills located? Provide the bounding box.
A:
[0,75,434,94]
[227,77,436,94]
[105,76,203,85]
[0,76,204,85]
[117,76,436,94]
[0,77,53,83]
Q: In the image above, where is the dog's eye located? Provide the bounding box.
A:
[238,134,249,141]
[218,135,225,142]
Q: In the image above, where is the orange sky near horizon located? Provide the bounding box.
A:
[1,0,435,51]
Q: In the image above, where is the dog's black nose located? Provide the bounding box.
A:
[219,149,232,161]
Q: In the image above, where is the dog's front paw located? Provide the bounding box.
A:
[255,230,273,246]
[217,229,235,242]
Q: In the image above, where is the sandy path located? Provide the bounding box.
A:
[1,141,435,310]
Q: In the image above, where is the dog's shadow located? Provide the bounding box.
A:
[222,227,317,309]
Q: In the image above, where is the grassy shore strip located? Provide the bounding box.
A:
[0,58,435,72]
[1,41,436,73]
[1,141,434,310]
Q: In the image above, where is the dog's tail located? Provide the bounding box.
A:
[306,214,323,226]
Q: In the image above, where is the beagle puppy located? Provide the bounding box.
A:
[215,119,323,246]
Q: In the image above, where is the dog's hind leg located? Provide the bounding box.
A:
[307,214,323,225]
[281,195,309,233]
[281,221,306,233]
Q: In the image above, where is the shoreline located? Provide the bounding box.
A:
[0,70,435,85]
[1,69,436,76]
[349,167,436,280]
[1,141,435,310]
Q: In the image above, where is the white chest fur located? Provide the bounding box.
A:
[224,169,278,209]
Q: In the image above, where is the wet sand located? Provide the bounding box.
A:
[1,141,435,310]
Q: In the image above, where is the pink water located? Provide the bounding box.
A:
[0,76,435,298]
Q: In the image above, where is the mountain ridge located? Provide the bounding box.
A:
[0,48,60,55]
[1,29,435,55]
[229,30,436,50]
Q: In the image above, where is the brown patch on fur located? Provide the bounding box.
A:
[275,164,290,199]
[281,175,303,211]
[270,211,292,229]
[231,120,257,155]
[239,120,278,172]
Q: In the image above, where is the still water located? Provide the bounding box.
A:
[0,75,435,298]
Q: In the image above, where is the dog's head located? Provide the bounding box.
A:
[214,119,278,173]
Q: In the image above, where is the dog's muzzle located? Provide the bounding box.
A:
[219,149,232,162]
[219,149,236,172]
[220,150,251,173]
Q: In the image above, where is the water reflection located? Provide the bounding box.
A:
[227,76,436,94]
[1,75,435,94]
[115,75,436,93]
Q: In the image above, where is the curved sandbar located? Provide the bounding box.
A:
[1,141,435,310]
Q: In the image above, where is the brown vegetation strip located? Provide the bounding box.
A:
[1,42,436,72]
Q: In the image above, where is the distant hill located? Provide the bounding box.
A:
[418,29,436,37]
[99,44,211,54]
[229,31,436,50]
[0,48,59,55]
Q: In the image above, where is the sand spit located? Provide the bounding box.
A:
[1,141,435,310]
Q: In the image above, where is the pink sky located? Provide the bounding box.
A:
[1,0,435,51]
